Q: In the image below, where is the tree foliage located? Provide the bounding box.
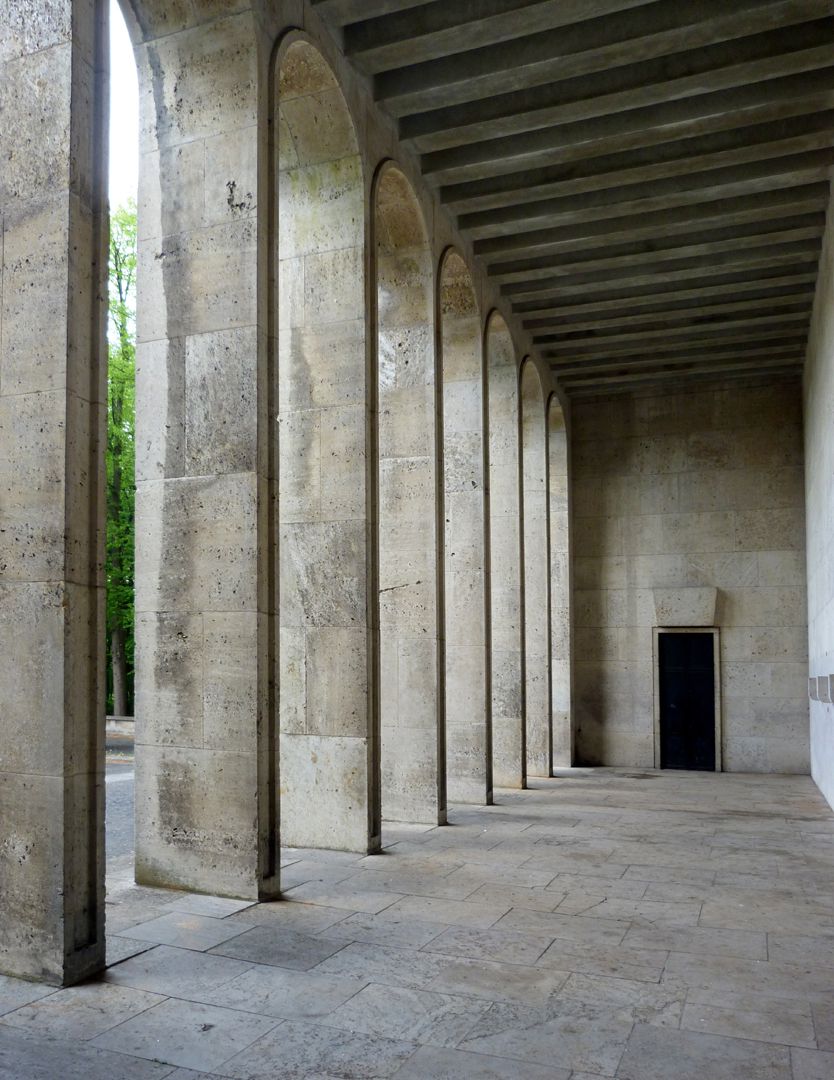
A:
[106,201,137,715]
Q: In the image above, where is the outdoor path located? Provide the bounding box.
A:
[2,768,834,1078]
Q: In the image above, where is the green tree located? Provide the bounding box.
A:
[107,201,137,716]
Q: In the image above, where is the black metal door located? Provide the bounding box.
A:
[658,632,715,771]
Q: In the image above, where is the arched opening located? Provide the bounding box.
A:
[548,396,572,768]
[374,164,444,826]
[274,40,375,852]
[521,360,551,778]
[486,314,525,789]
[440,251,491,805]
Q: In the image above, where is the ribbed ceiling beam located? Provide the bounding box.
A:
[374,0,833,115]
[315,0,834,395]
[400,22,834,150]
[344,0,657,73]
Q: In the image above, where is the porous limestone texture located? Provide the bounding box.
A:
[276,41,378,853]
[572,377,809,772]
[0,0,108,984]
[376,166,444,824]
[132,7,279,899]
[521,362,552,777]
[549,399,572,768]
[441,253,491,805]
[487,316,525,788]
[804,183,834,811]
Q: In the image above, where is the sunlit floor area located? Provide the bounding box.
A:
[2,769,834,1079]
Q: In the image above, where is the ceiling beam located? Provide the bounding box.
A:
[458,149,834,235]
[523,287,816,333]
[542,328,807,361]
[553,343,807,377]
[513,268,820,316]
[374,0,833,115]
[563,361,803,395]
[422,69,834,184]
[502,240,821,299]
[475,183,829,259]
[536,308,812,351]
[399,22,834,149]
[488,214,825,283]
[344,0,657,74]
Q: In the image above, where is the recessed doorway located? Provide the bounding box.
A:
[654,628,721,771]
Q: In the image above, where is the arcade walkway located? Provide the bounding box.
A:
[1,770,833,1078]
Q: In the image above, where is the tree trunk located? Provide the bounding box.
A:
[111,626,128,716]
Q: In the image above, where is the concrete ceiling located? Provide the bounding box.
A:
[314,0,834,396]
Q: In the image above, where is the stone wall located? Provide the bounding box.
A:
[572,378,808,772]
[804,184,834,809]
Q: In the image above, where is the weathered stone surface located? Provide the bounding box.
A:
[488,315,525,788]
[441,252,491,805]
[572,378,808,771]
[522,361,551,778]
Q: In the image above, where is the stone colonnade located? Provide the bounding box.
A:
[0,5,571,986]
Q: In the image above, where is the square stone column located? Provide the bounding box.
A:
[0,0,108,984]
[133,11,278,899]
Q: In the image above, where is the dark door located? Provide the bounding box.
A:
[658,632,715,771]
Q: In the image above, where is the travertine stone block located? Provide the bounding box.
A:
[488,316,525,789]
[276,41,377,851]
[572,378,808,771]
[0,0,106,985]
[441,253,491,805]
[653,587,718,627]
[522,362,551,778]
[376,166,443,824]
[549,399,572,768]
[133,11,277,899]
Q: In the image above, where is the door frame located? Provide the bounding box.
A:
[652,627,722,772]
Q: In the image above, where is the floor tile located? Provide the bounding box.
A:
[389,1044,570,1079]
[104,944,252,997]
[623,924,767,960]
[421,925,554,965]
[425,956,570,1007]
[616,1023,792,1080]
[537,939,668,982]
[210,924,346,971]
[91,997,278,1071]
[495,906,628,947]
[791,1047,834,1079]
[115,912,248,951]
[1,983,164,1041]
[280,880,403,913]
[680,1000,816,1047]
[106,935,157,966]
[190,963,364,1020]
[220,1018,416,1079]
[313,941,452,989]
[317,909,449,949]
[0,976,56,1018]
[559,972,685,1027]
[325,982,491,1047]
[0,1023,171,1079]
[457,999,634,1076]
[162,894,257,919]
[225,900,350,933]
[384,894,510,929]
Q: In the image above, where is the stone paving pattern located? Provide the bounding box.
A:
[2,769,834,1078]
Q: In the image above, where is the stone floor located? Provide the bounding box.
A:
[2,768,834,1079]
